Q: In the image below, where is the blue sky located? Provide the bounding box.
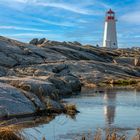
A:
[0,0,140,48]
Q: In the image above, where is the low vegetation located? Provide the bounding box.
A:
[1,127,140,140]
[81,129,140,140]
[0,125,25,140]
[112,79,137,86]
[64,103,79,117]
[100,79,139,86]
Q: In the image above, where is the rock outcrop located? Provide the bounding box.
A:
[29,38,38,45]
[0,36,140,118]
[0,82,44,117]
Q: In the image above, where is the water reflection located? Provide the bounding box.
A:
[13,88,140,139]
[104,89,117,125]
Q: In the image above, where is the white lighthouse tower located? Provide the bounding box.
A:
[103,9,118,49]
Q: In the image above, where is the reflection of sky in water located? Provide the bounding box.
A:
[24,89,140,140]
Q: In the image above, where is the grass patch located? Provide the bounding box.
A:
[64,104,79,117]
[113,79,137,86]
[101,79,138,86]
[81,129,140,140]
[84,83,97,88]
[0,125,25,140]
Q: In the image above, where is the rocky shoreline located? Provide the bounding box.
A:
[0,36,140,119]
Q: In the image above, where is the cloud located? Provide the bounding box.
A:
[9,33,46,37]
[0,0,33,3]
[97,1,113,9]
[34,2,101,15]
[0,0,102,15]
[0,0,105,16]
[36,18,75,27]
[120,11,140,24]
[0,26,49,32]
[134,35,140,38]
[12,0,29,3]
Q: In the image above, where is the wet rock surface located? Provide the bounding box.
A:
[0,36,140,118]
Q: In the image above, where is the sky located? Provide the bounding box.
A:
[0,0,140,48]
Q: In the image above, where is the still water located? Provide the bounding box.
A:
[24,88,140,140]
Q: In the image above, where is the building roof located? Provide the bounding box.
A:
[107,9,115,14]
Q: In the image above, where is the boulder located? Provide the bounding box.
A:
[12,53,44,66]
[52,64,68,73]
[34,69,50,76]
[5,78,58,100]
[48,74,81,95]
[43,98,64,111]
[48,77,72,95]
[134,57,140,66]
[114,57,134,65]
[29,38,38,45]
[56,68,70,76]
[0,52,17,67]
[62,75,81,92]
[0,66,7,76]
[73,41,82,46]
[38,38,46,45]
[0,82,42,118]
[0,106,8,118]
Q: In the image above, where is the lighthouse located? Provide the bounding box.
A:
[103,9,118,49]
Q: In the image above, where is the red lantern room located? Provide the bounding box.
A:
[106,9,115,21]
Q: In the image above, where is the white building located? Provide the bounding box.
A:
[103,9,118,49]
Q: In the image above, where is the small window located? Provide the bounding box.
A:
[113,43,116,45]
